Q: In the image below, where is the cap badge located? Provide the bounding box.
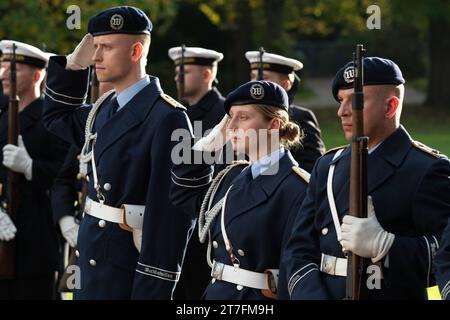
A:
[110,14,124,30]
[250,83,264,100]
[343,66,355,83]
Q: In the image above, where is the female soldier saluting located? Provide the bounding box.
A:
[171,80,309,299]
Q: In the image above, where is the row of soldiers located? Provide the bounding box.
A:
[0,5,449,300]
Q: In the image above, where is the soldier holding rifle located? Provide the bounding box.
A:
[0,40,68,299]
[280,52,450,299]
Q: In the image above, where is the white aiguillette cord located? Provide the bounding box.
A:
[327,148,344,242]
[79,89,115,203]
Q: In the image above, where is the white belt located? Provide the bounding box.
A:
[211,260,278,291]
[84,197,145,229]
[320,253,348,277]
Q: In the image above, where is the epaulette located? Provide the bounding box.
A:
[324,145,348,155]
[292,166,310,184]
[412,140,447,159]
[160,93,185,110]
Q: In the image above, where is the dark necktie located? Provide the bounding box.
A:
[93,96,119,131]
[109,97,119,117]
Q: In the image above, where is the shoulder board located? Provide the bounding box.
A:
[324,145,348,155]
[412,140,447,159]
[160,93,185,110]
[292,166,310,184]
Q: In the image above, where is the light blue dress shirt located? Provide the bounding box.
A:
[250,147,286,179]
[114,75,151,112]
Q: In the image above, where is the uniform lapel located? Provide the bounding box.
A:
[186,88,217,122]
[94,77,162,162]
[334,127,411,216]
[19,98,42,133]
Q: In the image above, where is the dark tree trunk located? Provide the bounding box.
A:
[427,17,450,108]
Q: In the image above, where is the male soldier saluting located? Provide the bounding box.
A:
[43,6,194,299]
[0,40,68,299]
[281,57,450,300]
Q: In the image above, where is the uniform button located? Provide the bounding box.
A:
[89,259,97,266]
[75,250,80,258]
[76,154,81,160]
[86,175,90,182]
[236,285,244,291]
[321,228,328,236]
[212,241,218,248]
[237,249,245,257]
[211,278,216,284]
[103,183,111,191]
[76,173,83,180]
[98,220,106,228]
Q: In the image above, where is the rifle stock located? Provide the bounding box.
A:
[345,44,368,300]
[0,44,20,279]
[58,68,97,292]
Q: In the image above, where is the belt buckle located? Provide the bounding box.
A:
[322,254,337,275]
[211,261,224,280]
[84,199,91,214]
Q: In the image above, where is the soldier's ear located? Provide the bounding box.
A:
[203,67,213,81]
[33,68,44,85]
[385,96,399,119]
[269,117,281,130]
[131,42,144,62]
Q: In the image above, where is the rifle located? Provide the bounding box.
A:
[345,44,368,300]
[89,66,99,103]
[177,44,188,106]
[57,69,98,292]
[257,46,265,80]
[0,44,20,279]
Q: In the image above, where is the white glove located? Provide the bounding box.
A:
[59,215,79,248]
[66,34,95,71]
[0,208,17,241]
[340,196,395,263]
[3,135,33,181]
[193,115,229,152]
[132,229,143,253]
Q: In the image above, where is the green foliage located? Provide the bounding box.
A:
[0,0,178,54]
[315,107,450,156]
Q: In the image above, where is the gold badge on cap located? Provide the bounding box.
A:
[110,14,124,30]
[343,66,355,83]
[250,83,264,100]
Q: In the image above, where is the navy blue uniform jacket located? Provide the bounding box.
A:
[171,148,309,299]
[43,56,194,299]
[282,126,450,300]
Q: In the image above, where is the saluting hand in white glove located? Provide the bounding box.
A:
[66,34,95,71]
[193,115,229,152]
[340,196,395,263]
[59,215,79,248]
[0,208,17,242]
[3,135,33,181]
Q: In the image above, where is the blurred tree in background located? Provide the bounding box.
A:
[0,0,449,107]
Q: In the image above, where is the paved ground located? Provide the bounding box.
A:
[298,77,426,108]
